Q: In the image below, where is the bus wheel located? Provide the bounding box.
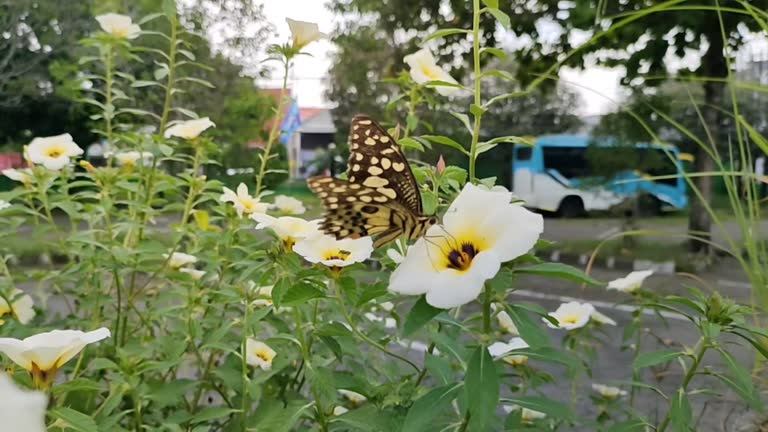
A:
[558,196,585,218]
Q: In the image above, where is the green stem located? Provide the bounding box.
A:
[240,286,250,430]
[657,339,708,432]
[467,0,483,183]
[255,59,290,196]
[104,45,114,150]
[629,311,643,407]
[133,18,178,246]
[332,279,420,373]
[482,284,492,336]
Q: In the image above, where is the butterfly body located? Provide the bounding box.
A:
[308,115,437,249]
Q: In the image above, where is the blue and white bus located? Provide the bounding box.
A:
[512,135,690,216]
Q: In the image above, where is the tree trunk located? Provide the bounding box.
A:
[687,30,727,254]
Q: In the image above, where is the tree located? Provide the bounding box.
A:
[326,0,499,134]
[509,0,768,254]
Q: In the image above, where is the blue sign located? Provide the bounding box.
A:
[279,101,301,145]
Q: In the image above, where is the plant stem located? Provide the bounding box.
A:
[482,284,492,336]
[240,285,250,431]
[467,0,483,183]
[657,339,708,432]
[255,59,290,195]
[629,312,643,407]
[104,45,114,151]
[332,279,420,373]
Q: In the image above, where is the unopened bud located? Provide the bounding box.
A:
[79,160,96,173]
[436,155,446,174]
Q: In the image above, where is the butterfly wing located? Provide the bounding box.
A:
[307,176,409,244]
[346,114,423,214]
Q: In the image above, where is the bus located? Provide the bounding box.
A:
[512,135,690,217]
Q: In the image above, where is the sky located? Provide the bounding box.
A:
[259,0,768,116]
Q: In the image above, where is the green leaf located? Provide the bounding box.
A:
[669,389,692,432]
[49,407,98,432]
[162,0,177,19]
[505,304,551,348]
[402,383,463,432]
[131,80,162,88]
[398,137,425,151]
[333,405,401,431]
[423,28,472,43]
[421,191,438,215]
[502,395,574,420]
[469,103,486,117]
[154,67,169,81]
[306,364,336,410]
[482,135,534,147]
[481,0,499,8]
[449,112,473,134]
[465,346,499,431]
[479,47,508,61]
[514,263,603,286]
[487,7,510,29]
[421,135,468,155]
[281,282,324,305]
[403,296,443,337]
[717,348,762,411]
[190,406,238,424]
[633,349,681,370]
[251,399,312,432]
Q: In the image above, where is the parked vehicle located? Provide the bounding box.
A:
[512,134,690,216]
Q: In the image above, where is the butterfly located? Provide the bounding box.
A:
[308,114,437,249]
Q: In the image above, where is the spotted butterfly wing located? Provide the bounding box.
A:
[307,114,435,248]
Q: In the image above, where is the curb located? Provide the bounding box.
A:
[549,250,676,275]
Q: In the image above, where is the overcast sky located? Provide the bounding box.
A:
[259,0,768,116]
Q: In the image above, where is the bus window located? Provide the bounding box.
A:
[644,148,678,186]
[515,147,532,161]
[542,146,589,178]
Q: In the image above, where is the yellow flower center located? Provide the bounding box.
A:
[254,349,273,362]
[420,64,441,80]
[31,361,59,390]
[559,315,580,325]
[45,146,65,158]
[445,243,478,272]
[324,249,351,261]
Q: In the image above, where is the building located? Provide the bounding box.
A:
[287,107,336,178]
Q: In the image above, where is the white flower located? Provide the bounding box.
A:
[0,373,47,432]
[95,13,141,39]
[245,339,276,370]
[379,301,394,312]
[386,243,409,264]
[179,268,206,280]
[27,134,83,170]
[404,48,461,96]
[488,337,529,366]
[592,383,628,399]
[607,270,654,293]
[0,328,110,388]
[388,183,543,309]
[250,285,274,307]
[107,151,153,167]
[333,406,349,416]
[293,234,374,268]
[0,289,35,325]
[496,310,519,336]
[286,18,327,50]
[252,214,320,249]
[504,404,547,422]
[164,117,215,139]
[2,168,33,183]
[338,389,367,406]
[364,313,397,329]
[221,183,269,218]
[271,195,306,215]
[164,252,198,269]
[0,200,10,211]
[546,301,595,330]
[591,309,617,326]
